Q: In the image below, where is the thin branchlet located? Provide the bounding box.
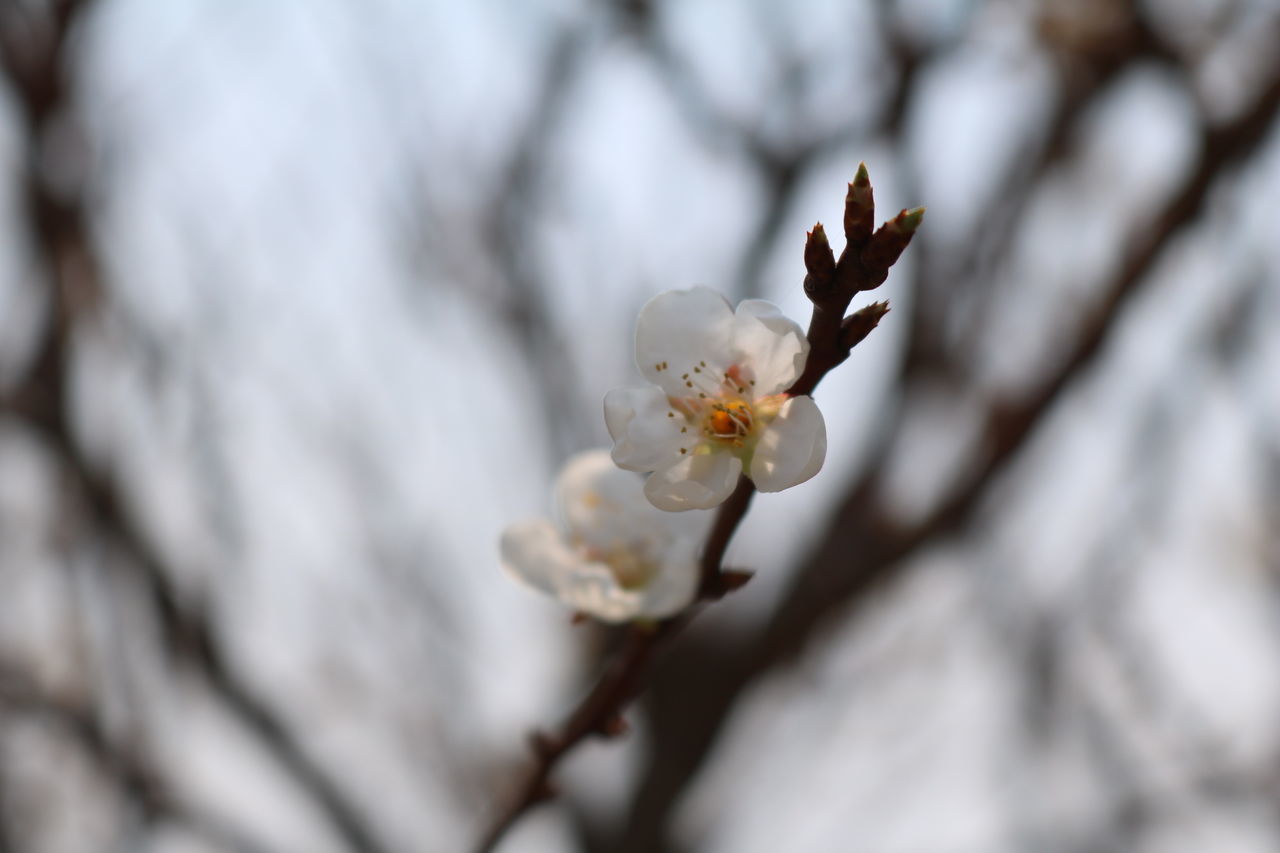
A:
[476,167,922,852]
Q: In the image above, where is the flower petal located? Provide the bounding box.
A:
[499,519,579,595]
[557,565,648,623]
[604,386,689,473]
[644,451,743,511]
[635,288,735,396]
[553,532,704,622]
[731,300,810,395]
[555,449,624,528]
[503,452,715,621]
[749,395,826,492]
[502,518,651,622]
[639,536,700,617]
[555,447,666,547]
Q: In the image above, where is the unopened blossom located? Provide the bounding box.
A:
[500,449,707,622]
[605,287,826,511]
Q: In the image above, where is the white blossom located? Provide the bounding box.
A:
[500,449,707,622]
[605,287,826,511]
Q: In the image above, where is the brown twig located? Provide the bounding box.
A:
[474,166,921,852]
[472,625,666,853]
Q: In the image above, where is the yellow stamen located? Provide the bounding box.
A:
[703,399,753,443]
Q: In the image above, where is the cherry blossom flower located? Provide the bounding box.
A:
[500,449,707,622]
[605,287,826,511]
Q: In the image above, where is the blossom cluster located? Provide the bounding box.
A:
[501,287,825,622]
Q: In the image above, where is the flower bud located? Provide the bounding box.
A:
[843,162,875,246]
[840,301,890,350]
[804,223,835,278]
[803,222,837,298]
[859,207,925,289]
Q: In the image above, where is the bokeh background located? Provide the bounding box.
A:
[2,0,1280,851]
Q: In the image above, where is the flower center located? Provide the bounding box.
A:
[603,548,655,590]
[661,360,790,457]
[704,399,754,445]
[582,543,656,590]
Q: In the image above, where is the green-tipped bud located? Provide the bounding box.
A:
[859,206,925,289]
[853,161,870,188]
[843,163,875,245]
[840,301,890,350]
[894,206,926,232]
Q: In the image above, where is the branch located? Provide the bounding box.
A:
[474,168,921,852]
